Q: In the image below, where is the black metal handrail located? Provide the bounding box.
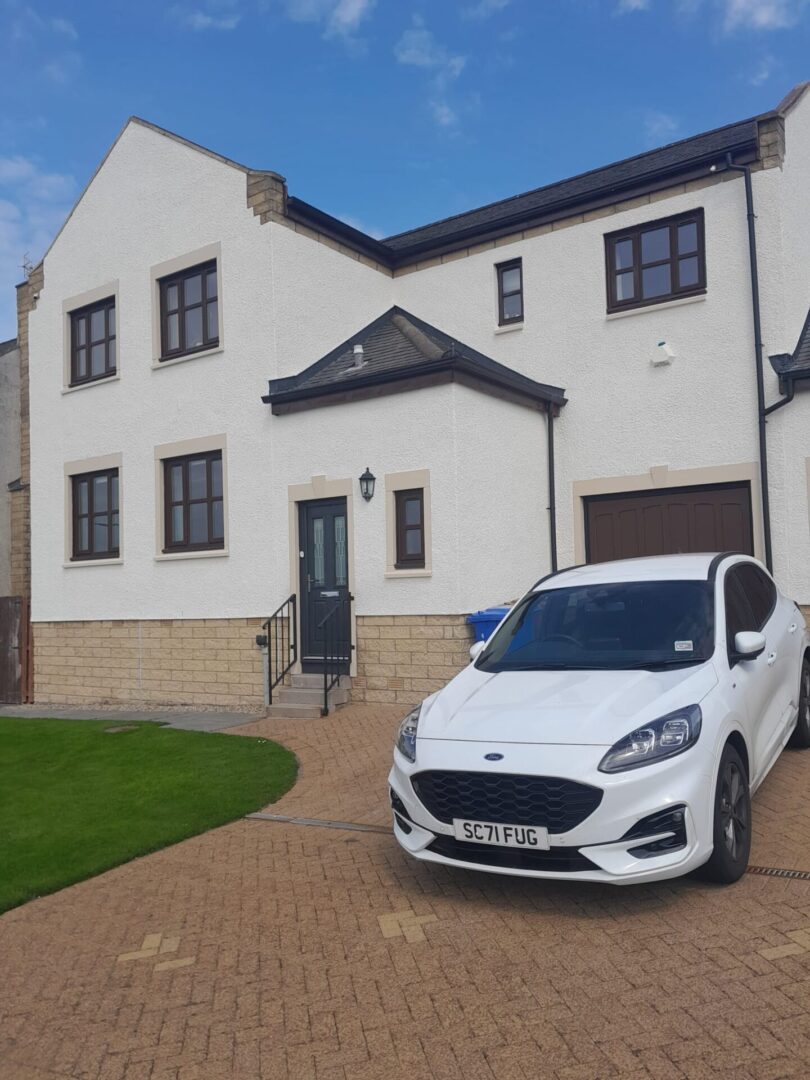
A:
[317,593,353,716]
[263,595,297,705]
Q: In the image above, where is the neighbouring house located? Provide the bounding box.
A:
[0,337,21,597]
[9,82,810,712]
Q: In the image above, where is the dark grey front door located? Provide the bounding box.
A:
[299,498,350,670]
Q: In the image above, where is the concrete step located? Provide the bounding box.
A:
[290,673,352,690]
[265,702,325,719]
[275,686,351,707]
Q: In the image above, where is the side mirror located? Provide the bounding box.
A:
[733,630,766,662]
[469,640,486,662]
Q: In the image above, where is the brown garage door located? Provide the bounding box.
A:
[585,482,754,564]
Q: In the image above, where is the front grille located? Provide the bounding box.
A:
[412,771,602,834]
[428,835,597,874]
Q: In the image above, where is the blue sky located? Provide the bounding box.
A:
[0,0,808,338]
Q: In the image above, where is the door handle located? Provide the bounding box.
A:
[767,652,777,667]
[789,623,798,634]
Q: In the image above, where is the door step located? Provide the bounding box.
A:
[267,675,352,718]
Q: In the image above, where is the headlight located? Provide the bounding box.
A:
[598,705,702,773]
[396,705,421,762]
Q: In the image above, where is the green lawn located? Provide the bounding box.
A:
[0,717,297,914]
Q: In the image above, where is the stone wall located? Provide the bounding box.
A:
[352,614,474,707]
[34,618,266,707]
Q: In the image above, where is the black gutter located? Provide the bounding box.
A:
[725,153,773,573]
[547,407,558,573]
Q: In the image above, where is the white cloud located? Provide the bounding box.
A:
[723,0,806,28]
[42,50,82,83]
[50,17,78,39]
[394,15,467,129]
[281,0,375,39]
[749,53,775,83]
[10,6,78,42]
[462,0,510,19]
[0,155,76,339]
[337,213,385,239]
[643,109,680,144]
[169,2,242,30]
[616,0,650,11]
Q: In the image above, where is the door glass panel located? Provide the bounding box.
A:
[335,515,347,586]
[642,264,671,299]
[641,227,670,263]
[189,503,208,544]
[185,307,203,349]
[313,517,325,585]
[189,458,207,500]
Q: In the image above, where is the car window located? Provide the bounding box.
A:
[725,569,757,641]
[476,580,714,672]
[734,563,777,629]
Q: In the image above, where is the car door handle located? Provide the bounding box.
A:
[789,623,798,634]
[767,652,777,666]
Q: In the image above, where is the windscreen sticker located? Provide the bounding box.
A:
[674,640,694,652]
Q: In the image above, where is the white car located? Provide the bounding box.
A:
[389,554,810,885]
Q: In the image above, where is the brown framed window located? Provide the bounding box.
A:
[159,260,218,361]
[395,489,425,569]
[163,450,224,552]
[497,258,523,325]
[70,298,116,385]
[605,209,706,313]
[72,469,119,560]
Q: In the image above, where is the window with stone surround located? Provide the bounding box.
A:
[71,469,119,560]
[70,297,116,386]
[605,209,706,313]
[162,450,224,553]
[395,489,425,569]
[496,258,523,325]
[158,260,219,361]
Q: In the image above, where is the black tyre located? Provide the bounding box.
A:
[701,743,751,884]
[789,657,810,749]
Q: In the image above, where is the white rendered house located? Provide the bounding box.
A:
[11,82,810,710]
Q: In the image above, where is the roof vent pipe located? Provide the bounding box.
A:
[353,344,364,361]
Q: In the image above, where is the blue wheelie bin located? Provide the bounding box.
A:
[466,606,511,643]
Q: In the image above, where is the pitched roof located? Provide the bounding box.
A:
[263,307,566,414]
[0,338,17,357]
[769,307,810,380]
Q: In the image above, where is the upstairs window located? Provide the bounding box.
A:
[159,260,219,361]
[72,469,119,560]
[163,450,224,552]
[395,489,425,569]
[605,210,705,313]
[70,298,116,385]
[497,258,523,325]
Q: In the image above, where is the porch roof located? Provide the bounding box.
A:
[262,307,567,415]
[769,306,810,382]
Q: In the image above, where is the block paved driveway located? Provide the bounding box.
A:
[4,704,810,1080]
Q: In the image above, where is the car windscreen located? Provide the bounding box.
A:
[476,579,714,672]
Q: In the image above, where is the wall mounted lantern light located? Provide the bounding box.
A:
[359,467,376,502]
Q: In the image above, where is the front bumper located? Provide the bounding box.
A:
[388,738,715,884]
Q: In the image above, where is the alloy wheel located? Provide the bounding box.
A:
[719,762,748,861]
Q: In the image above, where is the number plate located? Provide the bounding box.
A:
[452,819,550,850]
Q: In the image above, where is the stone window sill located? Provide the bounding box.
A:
[61,373,120,395]
[385,569,433,578]
[154,548,229,562]
[152,346,224,370]
[63,557,123,568]
[605,293,707,321]
[494,322,524,336]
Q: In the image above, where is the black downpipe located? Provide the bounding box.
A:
[547,406,558,573]
[725,153,773,572]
